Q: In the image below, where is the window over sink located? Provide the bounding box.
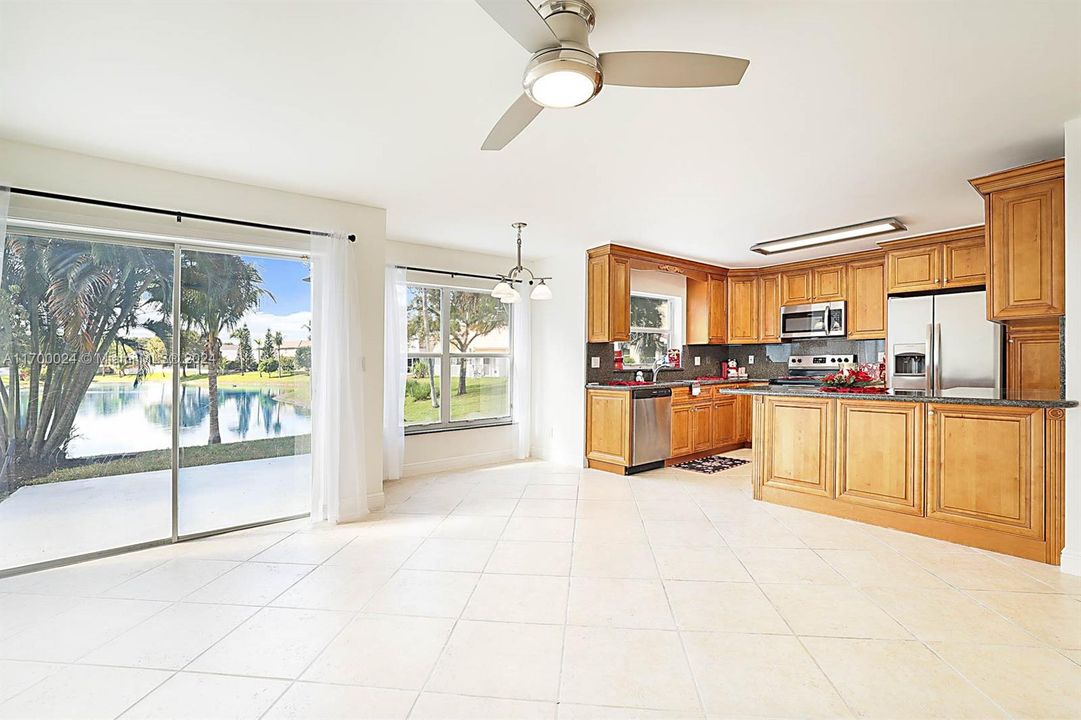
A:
[620,292,683,368]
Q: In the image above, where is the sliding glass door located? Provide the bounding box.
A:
[177,249,311,536]
[0,232,175,571]
[0,230,313,573]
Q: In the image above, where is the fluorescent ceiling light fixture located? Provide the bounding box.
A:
[750,217,906,255]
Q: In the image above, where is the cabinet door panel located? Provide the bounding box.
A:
[727,276,758,344]
[707,274,727,343]
[812,265,846,302]
[762,397,834,497]
[671,404,693,457]
[780,270,813,306]
[692,403,713,452]
[610,257,631,341]
[942,237,986,289]
[758,273,781,343]
[846,258,886,340]
[1007,321,1061,396]
[927,404,1044,538]
[587,255,631,342]
[585,390,632,466]
[887,245,941,294]
[836,400,923,515]
[988,180,1065,319]
[711,396,739,448]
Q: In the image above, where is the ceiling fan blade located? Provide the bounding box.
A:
[599,51,749,88]
[482,94,543,150]
[475,0,561,53]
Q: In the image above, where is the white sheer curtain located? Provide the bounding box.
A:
[512,297,531,459]
[383,265,407,480]
[310,232,368,523]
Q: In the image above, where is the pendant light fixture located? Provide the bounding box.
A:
[491,222,552,303]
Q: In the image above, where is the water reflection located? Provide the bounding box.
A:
[66,381,311,458]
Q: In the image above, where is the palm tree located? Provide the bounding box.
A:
[273,331,284,378]
[177,252,270,444]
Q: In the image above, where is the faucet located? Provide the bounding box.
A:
[651,358,674,382]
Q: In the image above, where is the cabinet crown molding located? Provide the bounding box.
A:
[969,158,1064,195]
[878,225,984,251]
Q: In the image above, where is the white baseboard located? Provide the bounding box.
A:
[366,491,386,512]
[1060,547,1081,577]
[402,449,518,478]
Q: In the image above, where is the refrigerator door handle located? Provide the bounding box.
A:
[925,323,935,392]
[934,323,943,393]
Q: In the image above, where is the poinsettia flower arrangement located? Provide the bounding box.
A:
[819,363,888,393]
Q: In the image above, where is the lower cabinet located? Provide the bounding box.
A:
[1006,319,1061,396]
[926,403,1045,539]
[669,387,753,462]
[585,389,632,467]
[836,399,923,515]
[671,404,693,457]
[691,403,713,452]
[711,396,739,448]
[760,396,834,497]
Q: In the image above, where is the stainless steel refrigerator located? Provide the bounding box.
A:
[887,290,1003,392]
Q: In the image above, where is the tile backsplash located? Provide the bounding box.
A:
[585,339,885,384]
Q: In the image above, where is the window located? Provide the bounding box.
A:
[405,284,512,432]
[621,292,682,368]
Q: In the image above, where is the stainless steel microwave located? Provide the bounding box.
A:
[780,301,846,340]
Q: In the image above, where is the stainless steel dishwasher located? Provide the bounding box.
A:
[630,386,672,473]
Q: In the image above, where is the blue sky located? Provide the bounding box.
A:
[237,255,312,342]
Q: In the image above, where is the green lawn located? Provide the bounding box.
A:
[25,434,311,487]
[404,376,508,425]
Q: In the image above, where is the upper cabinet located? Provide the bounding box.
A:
[883,226,985,295]
[587,249,630,342]
[780,269,813,306]
[687,273,727,344]
[726,274,759,344]
[970,159,1065,321]
[758,273,782,343]
[846,255,886,340]
[812,264,846,303]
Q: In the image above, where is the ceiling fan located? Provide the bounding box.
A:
[476,0,750,150]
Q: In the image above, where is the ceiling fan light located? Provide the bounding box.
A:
[491,280,513,298]
[500,287,522,304]
[530,281,553,300]
[524,49,601,108]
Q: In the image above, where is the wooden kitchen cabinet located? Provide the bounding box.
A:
[970,160,1065,321]
[758,273,781,343]
[1007,319,1061,396]
[670,404,693,457]
[886,244,942,294]
[812,264,846,303]
[710,395,739,448]
[691,402,713,452]
[942,235,986,289]
[836,399,923,515]
[726,274,758,344]
[926,403,1045,539]
[736,393,754,443]
[687,273,727,344]
[587,252,630,342]
[846,256,886,339]
[780,269,813,306]
[585,389,632,467]
[760,395,835,497]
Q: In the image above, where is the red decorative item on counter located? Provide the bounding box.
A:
[667,348,682,369]
[613,349,623,371]
[820,364,886,393]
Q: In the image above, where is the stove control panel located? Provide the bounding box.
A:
[788,354,856,370]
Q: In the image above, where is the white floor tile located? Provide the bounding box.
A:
[571,543,658,579]
[264,682,416,720]
[271,565,394,611]
[463,573,568,624]
[0,660,63,703]
[652,546,751,582]
[0,664,169,720]
[120,672,288,720]
[761,584,911,639]
[501,517,575,542]
[410,692,556,719]
[403,538,496,572]
[365,569,479,618]
[665,580,789,634]
[485,540,572,576]
[104,559,239,601]
[567,576,674,629]
[250,532,355,564]
[185,562,314,606]
[432,515,508,540]
[188,606,351,679]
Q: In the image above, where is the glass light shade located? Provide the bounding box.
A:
[491,281,512,298]
[500,287,521,304]
[530,282,553,300]
[525,66,596,108]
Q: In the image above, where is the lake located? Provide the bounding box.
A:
[65,381,312,458]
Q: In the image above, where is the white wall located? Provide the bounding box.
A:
[0,139,388,509]
[1062,117,1081,576]
[530,248,587,466]
[385,240,521,477]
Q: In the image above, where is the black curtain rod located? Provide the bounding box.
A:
[397,265,524,284]
[8,187,356,242]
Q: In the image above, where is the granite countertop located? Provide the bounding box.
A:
[711,385,1078,409]
[585,378,771,391]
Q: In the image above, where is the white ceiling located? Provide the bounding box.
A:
[2,1,1079,266]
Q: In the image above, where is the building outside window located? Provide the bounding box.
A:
[622,291,682,368]
[404,283,512,432]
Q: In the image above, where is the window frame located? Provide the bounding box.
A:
[622,291,683,370]
[405,282,514,435]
